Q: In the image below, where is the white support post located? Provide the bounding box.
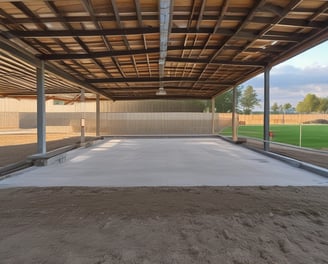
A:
[264,66,271,151]
[211,97,215,134]
[96,94,100,137]
[232,86,238,142]
[37,60,46,154]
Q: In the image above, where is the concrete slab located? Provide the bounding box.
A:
[1,137,327,187]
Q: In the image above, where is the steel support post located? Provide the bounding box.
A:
[37,60,46,154]
[96,94,100,137]
[232,86,238,142]
[264,66,271,151]
[80,89,85,144]
[211,97,215,134]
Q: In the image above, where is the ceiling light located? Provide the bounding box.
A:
[156,87,167,95]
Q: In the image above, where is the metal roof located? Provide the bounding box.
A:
[0,0,327,100]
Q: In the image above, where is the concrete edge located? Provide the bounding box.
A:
[217,135,328,178]
[0,160,33,180]
[28,137,105,166]
[102,134,218,139]
[28,145,78,166]
[0,137,105,179]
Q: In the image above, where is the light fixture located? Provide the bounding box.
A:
[159,58,165,65]
[156,87,167,95]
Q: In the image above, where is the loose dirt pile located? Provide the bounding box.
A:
[0,187,327,263]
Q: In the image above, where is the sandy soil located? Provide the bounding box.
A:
[0,186,327,264]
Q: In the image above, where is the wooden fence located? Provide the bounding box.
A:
[237,113,328,125]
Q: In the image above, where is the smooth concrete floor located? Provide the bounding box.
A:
[1,137,327,187]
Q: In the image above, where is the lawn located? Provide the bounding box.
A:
[220,124,328,150]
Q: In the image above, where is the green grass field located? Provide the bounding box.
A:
[220,124,328,150]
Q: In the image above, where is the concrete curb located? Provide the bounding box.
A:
[28,137,105,166]
[104,134,218,139]
[0,137,105,179]
[0,160,33,180]
[28,145,78,166]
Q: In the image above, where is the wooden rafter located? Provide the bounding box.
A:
[0,0,327,100]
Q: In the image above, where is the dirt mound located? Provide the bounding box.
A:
[303,119,328,124]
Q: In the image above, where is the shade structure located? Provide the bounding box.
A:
[0,0,327,100]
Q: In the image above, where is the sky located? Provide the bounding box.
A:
[242,40,328,110]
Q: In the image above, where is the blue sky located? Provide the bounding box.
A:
[242,40,328,110]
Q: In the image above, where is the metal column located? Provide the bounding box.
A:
[37,60,46,154]
[264,66,271,151]
[80,89,85,144]
[211,97,215,134]
[232,86,238,142]
[96,94,100,137]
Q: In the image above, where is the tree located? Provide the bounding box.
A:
[239,85,260,114]
[296,93,320,113]
[213,86,242,113]
[283,103,292,113]
[271,102,279,113]
[296,101,305,113]
[318,97,328,113]
[206,86,242,113]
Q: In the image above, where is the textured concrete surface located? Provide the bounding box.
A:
[1,138,327,187]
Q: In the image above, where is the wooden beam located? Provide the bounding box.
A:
[189,0,266,91]
[7,27,305,43]
[1,6,325,25]
[109,0,139,76]
[77,0,126,77]
[98,86,218,92]
[87,77,197,83]
[40,44,275,61]
[0,37,109,97]
[5,27,243,38]
[110,94,212,100]
[87,77,233,86]
[196,0,207,30]
[166,57,265,67]
[252,17,327,28]
[213,0,230,33]
[7,28,159,38]
[44,1,118,82]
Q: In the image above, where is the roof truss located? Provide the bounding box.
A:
[0,0,327,100]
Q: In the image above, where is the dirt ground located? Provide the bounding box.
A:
[1,137,327,263]
[0,186,327,264]
[243,139,328,169]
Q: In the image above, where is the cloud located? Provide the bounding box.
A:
[243,64,328,109]
[271,65,328,87]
